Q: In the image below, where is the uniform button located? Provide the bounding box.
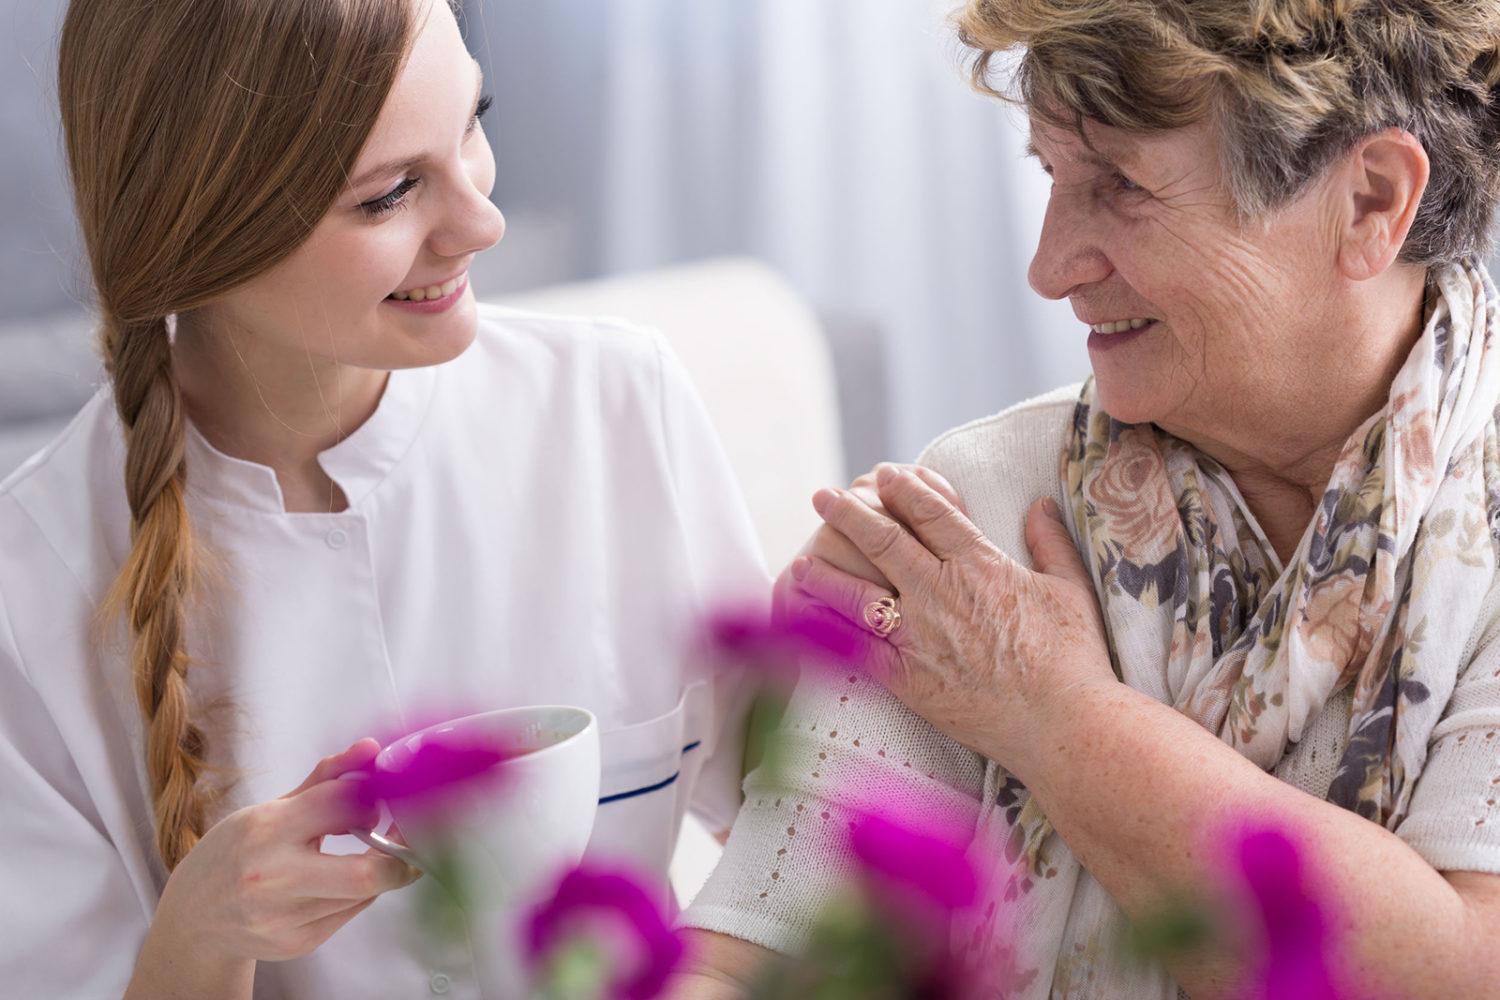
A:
[325,528,348,550]
[428,973,451,995]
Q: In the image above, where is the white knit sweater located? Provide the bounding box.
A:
[682,386,1500,996]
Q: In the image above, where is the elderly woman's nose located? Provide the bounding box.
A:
[1028,194,1111,300]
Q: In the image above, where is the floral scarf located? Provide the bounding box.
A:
[958,260,1500,999]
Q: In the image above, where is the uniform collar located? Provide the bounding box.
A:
[183,364,438,513]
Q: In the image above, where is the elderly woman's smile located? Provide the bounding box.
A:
[1086,317,1156,336]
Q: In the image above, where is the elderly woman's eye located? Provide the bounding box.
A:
[1114,172,1143,193]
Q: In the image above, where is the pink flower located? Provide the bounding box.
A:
[1232,826,1353,1000]
[798,810,986,1000]
[849,812,980,912]
[525,865,685,1000]
[351,734,512,817]
[706,603,866,684]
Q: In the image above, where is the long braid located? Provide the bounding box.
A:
[58,0,415,871]
[103,314,207,870]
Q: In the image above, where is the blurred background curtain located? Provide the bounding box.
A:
[3,0,1087,467]
[1,1,82,319]
[462,0,1085,464]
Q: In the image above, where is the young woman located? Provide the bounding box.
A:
[0,0,766,995]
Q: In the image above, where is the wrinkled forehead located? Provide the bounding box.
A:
[1025,114,1235,202]
[1024,117,1148,169]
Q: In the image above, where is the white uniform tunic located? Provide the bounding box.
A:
[0,304,768,999]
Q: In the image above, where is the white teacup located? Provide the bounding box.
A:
[350,704,600,910]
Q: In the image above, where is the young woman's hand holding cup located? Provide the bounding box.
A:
[125,740,420,998]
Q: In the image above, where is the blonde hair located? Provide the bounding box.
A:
[58,0,416,870]
[956,0,1500,265]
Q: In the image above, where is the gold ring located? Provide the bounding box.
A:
[862,596,902,638]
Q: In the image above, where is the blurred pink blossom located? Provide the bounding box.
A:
[1231,825,1354,1000]
[351,734,512,816]
[842,807,987,1000]
[849,811,981,912]
[706,602,867,683]
[525,865,685,1000]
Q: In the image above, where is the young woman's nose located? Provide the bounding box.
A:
[459,197,506,257]
[1027,188,1112,300]
[433,193,505,260]
[430,152,506,259]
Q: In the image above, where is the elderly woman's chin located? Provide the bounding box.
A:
[1084,331,1190,428]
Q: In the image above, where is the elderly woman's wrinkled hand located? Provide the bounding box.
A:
[773,464,964,608]
[794,465,1114,771]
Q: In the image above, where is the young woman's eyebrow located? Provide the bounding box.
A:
[348,59,485,190]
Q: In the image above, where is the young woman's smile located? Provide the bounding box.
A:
[384,271,470,312]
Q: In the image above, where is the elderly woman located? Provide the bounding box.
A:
[670,1,1500,997]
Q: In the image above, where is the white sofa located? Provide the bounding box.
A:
[497,258,845,569]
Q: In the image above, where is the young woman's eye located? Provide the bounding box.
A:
[360,176,419,218]
[465,94,493,137]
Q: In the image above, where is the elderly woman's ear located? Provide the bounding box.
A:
[1336,128,1431,282]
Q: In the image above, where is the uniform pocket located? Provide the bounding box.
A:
[587,680,713,892]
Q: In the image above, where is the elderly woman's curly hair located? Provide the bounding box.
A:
[957,0,1500,265]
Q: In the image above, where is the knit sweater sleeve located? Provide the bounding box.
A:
[680,386,1079,951]
[1395,578,1500,872]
